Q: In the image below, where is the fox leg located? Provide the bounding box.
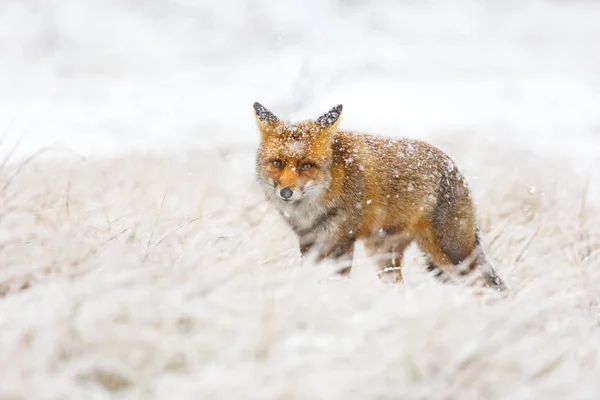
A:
[416,227,507,291]
[299,239,315,258]
[364,234,412,283]
[299,235,355,276]
[414,171,508,290]
[466,237,507,291]
[424,257,451,283]
[319,239,356,276]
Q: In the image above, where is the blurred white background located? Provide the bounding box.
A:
[1,0,599,160]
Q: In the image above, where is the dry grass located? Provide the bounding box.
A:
[0,136,599,400]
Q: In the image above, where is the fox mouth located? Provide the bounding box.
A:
[277,192,304,203]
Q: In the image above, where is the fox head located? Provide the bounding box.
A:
[254,102,342,204]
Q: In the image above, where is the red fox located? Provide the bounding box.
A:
[253,102,506,291]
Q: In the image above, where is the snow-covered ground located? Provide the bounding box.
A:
[0,1,599,399]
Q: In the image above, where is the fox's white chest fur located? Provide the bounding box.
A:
[275,199,326,234]
[275,199,340,254]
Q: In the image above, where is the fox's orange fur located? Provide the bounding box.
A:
[254,103,506,290]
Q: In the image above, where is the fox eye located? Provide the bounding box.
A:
[300,163,312,171]
[272,160,283,169]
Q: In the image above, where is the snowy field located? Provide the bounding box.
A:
[1,0,600,399]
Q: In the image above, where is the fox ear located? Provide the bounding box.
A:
[253,102,279,125]
[316,104,343,130]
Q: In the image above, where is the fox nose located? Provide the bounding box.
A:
[280,187,293,199]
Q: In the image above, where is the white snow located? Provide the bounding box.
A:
[1,1,600,399]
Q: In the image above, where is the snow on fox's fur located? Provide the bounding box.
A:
[254,102,505,290]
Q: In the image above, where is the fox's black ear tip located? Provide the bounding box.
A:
[253,102,279,122]
[253,102,267,116]
[316,104,343,128]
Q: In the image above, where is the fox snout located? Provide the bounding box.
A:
[264,166,330,203]
[271,167,306,202]
[280,187,293,199]
[275,184,303,202]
